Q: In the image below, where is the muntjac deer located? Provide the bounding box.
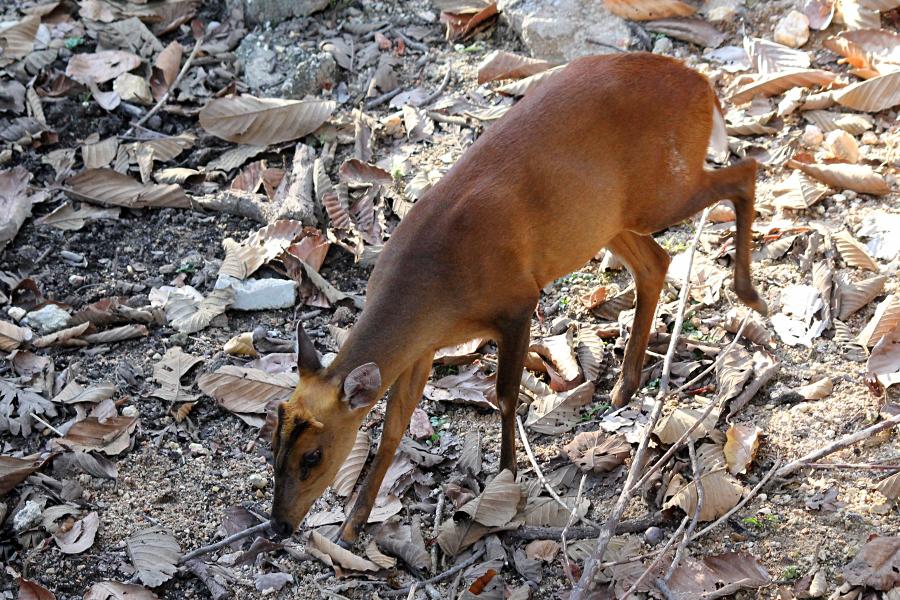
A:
[270,53,768,542]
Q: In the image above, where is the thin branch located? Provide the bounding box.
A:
[508,512,667,541]
[380,548,486,597]
[364,87,404,110]
[801,462,900,471]
[431,491,445,573]
[516,416,600,529]
[562,473,588,586]
[126,35,204,136]
[420,62,453,107]
[620,516,688,599]
[663,441,704,582]
[775,412,900,480]
[30,413,63,436]
[179,521,272,564]
[570,208,710,600]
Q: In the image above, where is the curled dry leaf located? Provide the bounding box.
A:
[832,230,881,271]
[199,96,336,146]
[0,453,50,496]
[867,326,900,390]
[664,469,745,521]
[151,347,203,402]
[127,527,182,587]
[603,0,695,19]
[54,511,100,554]
[1,166,44,250]
[772,171,828,210]
[744,37,811,74]
[668,551,771,597]
[837,274,886,319]
[198,365,297,416]
[307,530,380,573]
[65,50,142,84]
[523,495,589,527]
[0,15,40,61]
[824,29,900,76]
[805,0,836,29]
[365,541,397,569]
[724,308,772,347]
[788,160,889,196]
[804,110,873,134]
[842,536,900,591]
[477,50,554,83]
[858,294,899,347]
[525,381,595,435]
[795,377,834,400]
[84,582,159,600]
[0,319,32,351]
[219,220,306,280]
[723,424,761,475]
[150,41,182,100]
[530,329,582,385]
[440,3,499,41]
[455,469,521,527]
[644,18,725,48]
[835,70,900,112]
[66,169,190,209]
[525,540,560,562]
[375,519,430,572]
[562,431,630,474]
[730,69,837,104]
[338,159,393,187]
[35,202,120,231]
[57,416,138,456]
[16,577,56,600]
[875,471,899,500]
[223,332,257,357]
[575,328,604,382]
[496,65,565,97]
[333,429,369,496]
[654,403,719,444]
[164,287,234,334]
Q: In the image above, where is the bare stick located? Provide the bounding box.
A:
[620,516,688,599]
[30,413,63,436]
[570,208,710,600]
[509,512,667,542]
[662,441,704,582]
[179,521,272,564]
[801,462,900,471]
[365,87,404,110]
[692,457,781,541]
[421,62,453,107]
[701,578,753,599]
[516,416,600,529]
[562,473,588,586]
[431,492,445,573]
[380,548,486,597]
[775,412,900,480]
[127,36,204,135]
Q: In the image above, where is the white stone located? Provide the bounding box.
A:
[13,500,43,533]
[498,0,632,61]
[189,443,208,456]
[703,0,744,22]
[214,276,296,311]
[774,10,810,48]
[248,473,268,490]
[22,304,71,334]
[7,306,26,322]
[653,37,674,55]
[122,406,139,418]
[802,124,824,147]
[825,130,859,163]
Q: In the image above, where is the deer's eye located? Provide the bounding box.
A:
[302,449,322,467]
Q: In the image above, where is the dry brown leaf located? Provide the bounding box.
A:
[0,319,33,351]
[32,322,91,349]
[35,202,120,230]
[365,541,397,569]
[79,324,148,345]
[456,469,520,527]
[805,0,836,29]
[16,577,56,600]
[66,169,190,209]
[563,431,630,474]
[1,166,44,250]
[0,453,49,496]
[375,519,430,571]
[52,382,117,405]
[57,416,137,456]
[772,171,829,210]
[838,0,881,29]
[127,527,181,587]
[333,429,369,496]
[723,424,761,475]
[522,495,589,527]
[531,329,582,386]
[308,530,380,573]
[338,159,393,187]
[668,551,771,597]
[199,96,335,146]
[525,382,594,435]
[65,50,141,85]
[0,15,40,61]
[788,160,889,196]
[842,536,899,591]
[867,326,900,390]
[162,288,232,335]
[425,365,496,409]
[730,69,837,104]
[580,285,609,309]
[223,332,257,357]
[575,329,604,382]
[84,582,159,600]
[744,37,811,74]
[859,295,900,347]
[837,274,887,319]
[525,540,560,562]
[832,230,881,271]
[54,511,99,554]
[440,3,499,41]
[795,377,834,400]
[150,41,183,100]
[198,365,297,416]
[803,110,873,134]
[824,29,900,76]
[496,65,565,96]
[644,18,725,47]
[151,347,203,403]
[654,403,719,444]
[219,220,306,280]
[724,308,772,347]
[81,137,119,170]
[603,0,695,19]
[477,50,555,83]
[664,470,745,521]
[834,70,900,112]
[875,471,900,500]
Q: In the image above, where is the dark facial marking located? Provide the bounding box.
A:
[274,418,310,477]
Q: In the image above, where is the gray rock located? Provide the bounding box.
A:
[23,304,71,334]
[236,31,337,99]
[226,0,329,26]
[215,275,296,311]
[498,0,632,61]
[13,500,43,533]
[248,473,268,490]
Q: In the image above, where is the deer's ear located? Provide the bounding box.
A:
[296,322,322,373]
[342,362,381,411]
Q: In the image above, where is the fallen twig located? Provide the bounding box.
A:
[662,441,704,582]
[801,462,900,471]
[516,415,600,529]
[30,413,63,437]
[380,548,486,597]
[431,492,445,573]
[571,208,710,600]
[620,515,688,599]
[179,520,272,564]
[775,412,900,480]
[364,87,404,110]
[701,578,753,599]
[562,473,588,586]
[509,512,667,541]
[420,62,453,107]
[126,35,204,136]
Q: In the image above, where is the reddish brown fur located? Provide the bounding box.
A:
[271,53,767,542]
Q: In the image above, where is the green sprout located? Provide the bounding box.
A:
[65,37,84,50]
[782,566,801,581]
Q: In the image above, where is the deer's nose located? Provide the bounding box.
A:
[271,519,294,538]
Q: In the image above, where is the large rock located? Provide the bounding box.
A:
[498,0,632,61]
[236,29,337,99]
[226,0,329,26]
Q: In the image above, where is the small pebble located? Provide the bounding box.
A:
[122,405,139,418]
[644,526,663,546]
[652,37,673,55]
[7,306,26,322]
[774,10,810,48]
[249,473,268,490]
[60,250,84,263]
[825,130,859,163]
[802,124,823,147]
[69,274,85,286]
[189,443,208,456]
